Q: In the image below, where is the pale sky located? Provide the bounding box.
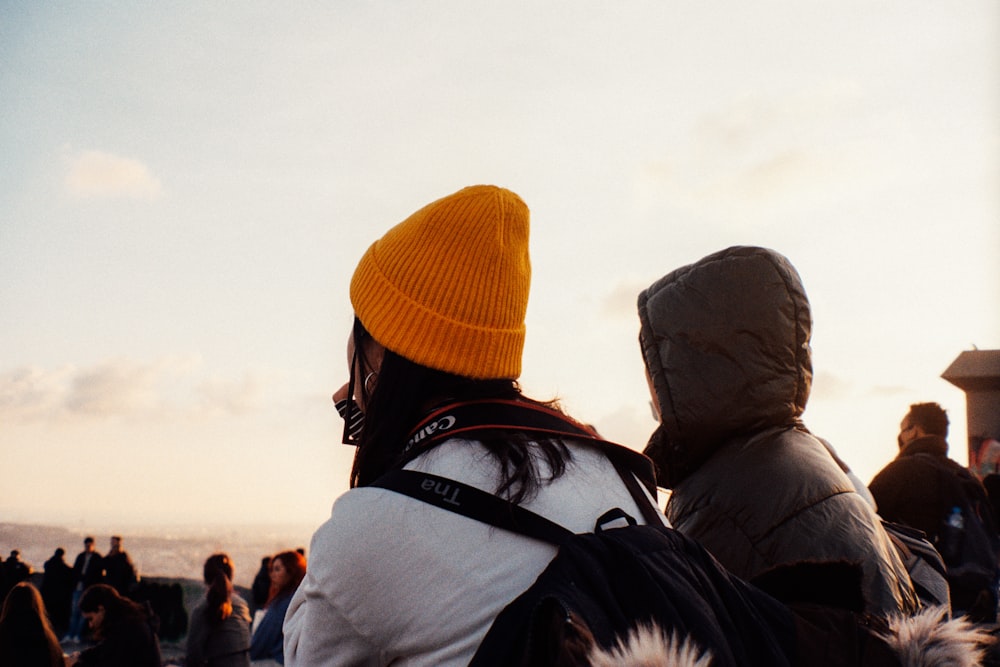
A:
[2,2,998,534]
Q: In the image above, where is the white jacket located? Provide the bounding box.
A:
[283,437,661,666]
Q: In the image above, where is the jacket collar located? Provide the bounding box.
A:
[899,434,948,458]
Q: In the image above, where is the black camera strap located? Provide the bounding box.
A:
[370,399,663,539]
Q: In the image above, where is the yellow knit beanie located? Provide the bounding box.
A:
[350,185,531,380]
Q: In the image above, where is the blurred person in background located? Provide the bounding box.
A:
[250,557,271,614]
[41,547,75,638]
[249,551,305,666]
[103,536,138,598]
[0,581,65,667]
[1,549,33,602]
[66,584,161,667]
[870,401,1000,621]
[65,537,104,643]
[187,553,251,667]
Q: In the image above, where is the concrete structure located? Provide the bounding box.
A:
[942,349,1000,476]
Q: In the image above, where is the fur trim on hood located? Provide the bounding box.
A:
[593,607,995,666]
[586,625,712,667]
[883,606,996,667]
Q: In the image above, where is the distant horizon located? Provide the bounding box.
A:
[1,516,321,537]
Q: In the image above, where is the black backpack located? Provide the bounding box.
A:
[373,400,898,667]
[881,519,951,611]
[915,453,1000,621]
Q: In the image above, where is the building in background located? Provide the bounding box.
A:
[943,350,1000,478]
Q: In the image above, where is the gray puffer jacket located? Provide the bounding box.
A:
[638,245,918,617]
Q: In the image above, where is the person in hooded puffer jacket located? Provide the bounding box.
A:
[637,245,918,617]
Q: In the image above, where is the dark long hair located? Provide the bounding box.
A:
[267,551,307,606]
[79,584,149,640]
[349,318,571,504]
[203,553,235,626]
[0,582,64,667]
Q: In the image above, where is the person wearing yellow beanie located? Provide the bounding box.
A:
[341,184,536,487]
[283,185,665,667]
[350,184,531,381]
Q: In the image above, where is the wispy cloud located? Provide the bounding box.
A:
[600,278,650,319]
[633,81,869,220]
[0,366,69,419]
[868,384,911,398]
[65,150,163,199]
[0,358,282,422]
[197,373,267,416]
[693,80,863,153]
[810,372,912,402]
[593,402,656,450]
[64,359,159,416]
[810,370,853,401]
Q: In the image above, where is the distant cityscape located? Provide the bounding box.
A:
[0,521,315,588]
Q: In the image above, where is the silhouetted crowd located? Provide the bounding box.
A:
[0,535,304,666]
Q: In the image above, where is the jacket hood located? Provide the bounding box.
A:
[638,246,812,486]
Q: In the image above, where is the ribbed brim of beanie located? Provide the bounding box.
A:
[350,185,531,380]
